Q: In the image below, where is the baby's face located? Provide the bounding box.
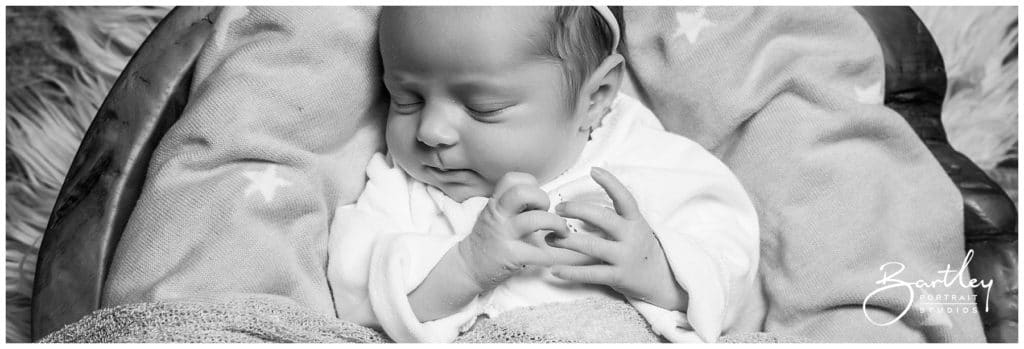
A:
[380,7,590,202]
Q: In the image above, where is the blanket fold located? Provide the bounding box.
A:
[102,6,385,317]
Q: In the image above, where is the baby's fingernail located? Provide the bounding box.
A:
[545,232,558,243]
[555,202,566,212]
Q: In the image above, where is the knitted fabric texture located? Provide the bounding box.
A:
[43,296,803,343]
[42,295,389,343]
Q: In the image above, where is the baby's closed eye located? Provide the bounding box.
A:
[465,102,514,118]
[388,95,423,114]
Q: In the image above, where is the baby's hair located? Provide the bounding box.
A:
[540,6,624,111]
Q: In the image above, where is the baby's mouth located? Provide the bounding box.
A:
[423,162,478,181]
[425,164,467,173]
[423,153,483,182]
[435,153,448,171]
[427,153,462,172]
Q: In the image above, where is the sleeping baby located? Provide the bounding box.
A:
[327,6,759,343]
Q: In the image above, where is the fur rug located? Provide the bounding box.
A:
[5,6,169,342]
[4,6,1017,343]
[913,6,1018,201]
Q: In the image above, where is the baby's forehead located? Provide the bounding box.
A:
[380,7,552,47]
[378,7,561,80]
[382,7,550,24]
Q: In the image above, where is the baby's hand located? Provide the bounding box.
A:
[547,167,689,311]
[457,172,568,290]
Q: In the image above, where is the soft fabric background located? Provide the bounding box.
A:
[5,6,1018,343]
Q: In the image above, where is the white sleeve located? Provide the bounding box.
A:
[368,233,486,342]
[328,153,486,342]
[613,162,760,343]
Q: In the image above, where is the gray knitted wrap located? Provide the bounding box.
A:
[42,295,805,343]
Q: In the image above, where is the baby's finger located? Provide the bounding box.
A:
[492,172,539,199]
[495,183,549,216]
[591,167,641,220]
[550,265,618,287]
[512,211,569,239]
[546,232,620,263]
[514,246,557,267]
[555,201,624,239]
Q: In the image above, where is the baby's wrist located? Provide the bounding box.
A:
[455,239,517,291]
[644,281,689,312]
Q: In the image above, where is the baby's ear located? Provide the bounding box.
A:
[582,54,625,127]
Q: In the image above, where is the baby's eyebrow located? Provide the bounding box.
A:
[381,74,418,91]
[450,78,510,96]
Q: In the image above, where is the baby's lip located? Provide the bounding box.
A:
[425,163,467,172]
[425,154,466,172]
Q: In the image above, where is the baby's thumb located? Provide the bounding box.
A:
[516,247,557,268]
[491,172,538,198]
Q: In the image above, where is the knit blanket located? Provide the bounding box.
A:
[43,295,804,343]
[100,6,986,343]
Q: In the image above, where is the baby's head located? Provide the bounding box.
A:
[379,6,623,202]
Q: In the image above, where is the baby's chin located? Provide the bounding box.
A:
[432,181,494,203]
[397,162,495,202]
[403,169,492,203]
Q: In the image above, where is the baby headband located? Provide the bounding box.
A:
[592,6,620,53]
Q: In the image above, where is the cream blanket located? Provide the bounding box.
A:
[101,6,985,342]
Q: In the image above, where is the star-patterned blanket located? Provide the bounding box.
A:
[101,6,985,342]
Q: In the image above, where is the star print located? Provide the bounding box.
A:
[854,81,883,104]
[243,165,291,203]
[673,7,715,44]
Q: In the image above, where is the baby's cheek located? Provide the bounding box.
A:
[383,121,403,150]
[384,120,418,156]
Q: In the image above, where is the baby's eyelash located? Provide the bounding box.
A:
[390,100,423,114]
[467,107,502,115]
[466,104,511,118]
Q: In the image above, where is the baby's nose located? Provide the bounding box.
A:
[416,104,459,147]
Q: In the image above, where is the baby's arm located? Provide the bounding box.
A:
[409,172,568,320]
[382,172,570,341]
[406,246,486,322]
